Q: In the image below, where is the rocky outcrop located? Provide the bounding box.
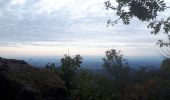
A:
[0,57,67,100]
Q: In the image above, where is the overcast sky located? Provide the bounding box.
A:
[0,0,169,57]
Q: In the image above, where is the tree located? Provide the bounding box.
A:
[105,0,167,24]
[71,69,116,100]
[45,63,57,73]
[103,49,129,80]
[60,54,83,88]
[105,0,170,48]
[71,70,95,100]
[160,58,170,75]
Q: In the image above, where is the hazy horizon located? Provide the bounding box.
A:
[0,55,163,69]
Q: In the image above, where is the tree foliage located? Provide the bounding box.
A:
[105,0,167,24]
[67,49,170,100]
[60,54,83,88]
[105,0,170,48]
[103,49,129,80]
[161,58,170,75]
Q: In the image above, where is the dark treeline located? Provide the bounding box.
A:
[48,49,170,100]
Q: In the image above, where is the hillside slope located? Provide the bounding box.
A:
[0,57,67,100]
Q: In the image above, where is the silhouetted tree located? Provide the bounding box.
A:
[105,0,170,48]
[45,63,57,72]
[161,58,170,76]
[60,54,83,88]
[71,70,95,100]
[105,0,167,24]
[103,49,129,80]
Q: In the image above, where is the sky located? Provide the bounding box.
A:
[0,0,170,57]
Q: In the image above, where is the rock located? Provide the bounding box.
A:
[0,57,67,100]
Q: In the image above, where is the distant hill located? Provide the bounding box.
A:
[20,56,163,69]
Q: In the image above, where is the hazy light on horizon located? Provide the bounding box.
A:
[0,42,161,57]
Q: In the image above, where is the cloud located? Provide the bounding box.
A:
[0,0,169,56]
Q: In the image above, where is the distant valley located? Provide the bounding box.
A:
[6,56,163,69]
